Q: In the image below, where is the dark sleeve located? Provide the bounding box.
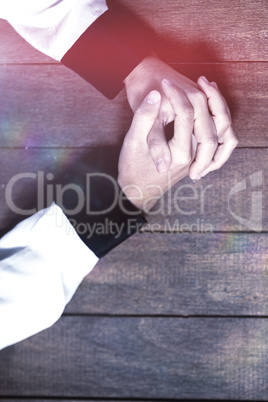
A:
[57,147,147,258]
[0,147,147,258]
[61,0,155,99]
[0,147,146,258]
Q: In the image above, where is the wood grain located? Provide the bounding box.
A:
[1,0,267,64]
[66,233,268,316]
[0,63,267,148]
[0,64,129,148]
[0,148,266,232]
[146,148,268,232]
[0,317,268,399]
[120,0,268,62]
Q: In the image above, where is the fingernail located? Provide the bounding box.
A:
[145,90,161,105]
[191,175,201,181]
[201,76,209,84]
[210,81,218,89]
[156,158,167,172]
[162,78,173,86]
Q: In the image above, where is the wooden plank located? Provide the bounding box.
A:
[0,64,129,148]
[0,148,267,233]
[1,0,267,64]
[120,0,268,62]
[146,147,268,232]
[0,63,267,148]
[66,233,268,316]
[0,317,268,399]
[1,397,153,402]
[0,399,209,402]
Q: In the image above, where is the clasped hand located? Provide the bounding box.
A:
[118,58,238,212]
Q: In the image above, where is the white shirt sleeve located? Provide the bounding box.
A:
[0,0,108,60]
[0,203,99,350]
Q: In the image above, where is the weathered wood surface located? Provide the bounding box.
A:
[66,233,268,316]
[1,317,268,399]
[121,0,268,62]
[147,148,268,232]
[0,398,167,402]
[0,63,267,148]
[0,398,164,402]
[0,148,267,232]
[1,0,267,64]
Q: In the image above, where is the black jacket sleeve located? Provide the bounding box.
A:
[61,0,155,99]
[54,147,147,258]
[1,147,147,259]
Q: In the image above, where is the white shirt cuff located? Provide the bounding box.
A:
[0,203,99,350]
[4,0,108,60]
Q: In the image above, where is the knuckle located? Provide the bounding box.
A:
[230,135,239,149]
[136,105,147,115]
[234,136,239,147]
[180,153,192,166]
[181,106,194,124]
[159,98,175,125]
[135,107,155,124]
[219,111,232,130]
[161,110,173,126]
[206,136,218,148]
[175,149,192,166]
[210,161,221,170]
[125,129,145,149]
[199,160,209,171]
[124,135,138,150]
[135,108,149,121]
[193,90,207,106]
[147,138,163,153]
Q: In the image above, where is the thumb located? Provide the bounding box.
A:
[128,90,161,140]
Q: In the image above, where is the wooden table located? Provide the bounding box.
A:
[0,0,268,400]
